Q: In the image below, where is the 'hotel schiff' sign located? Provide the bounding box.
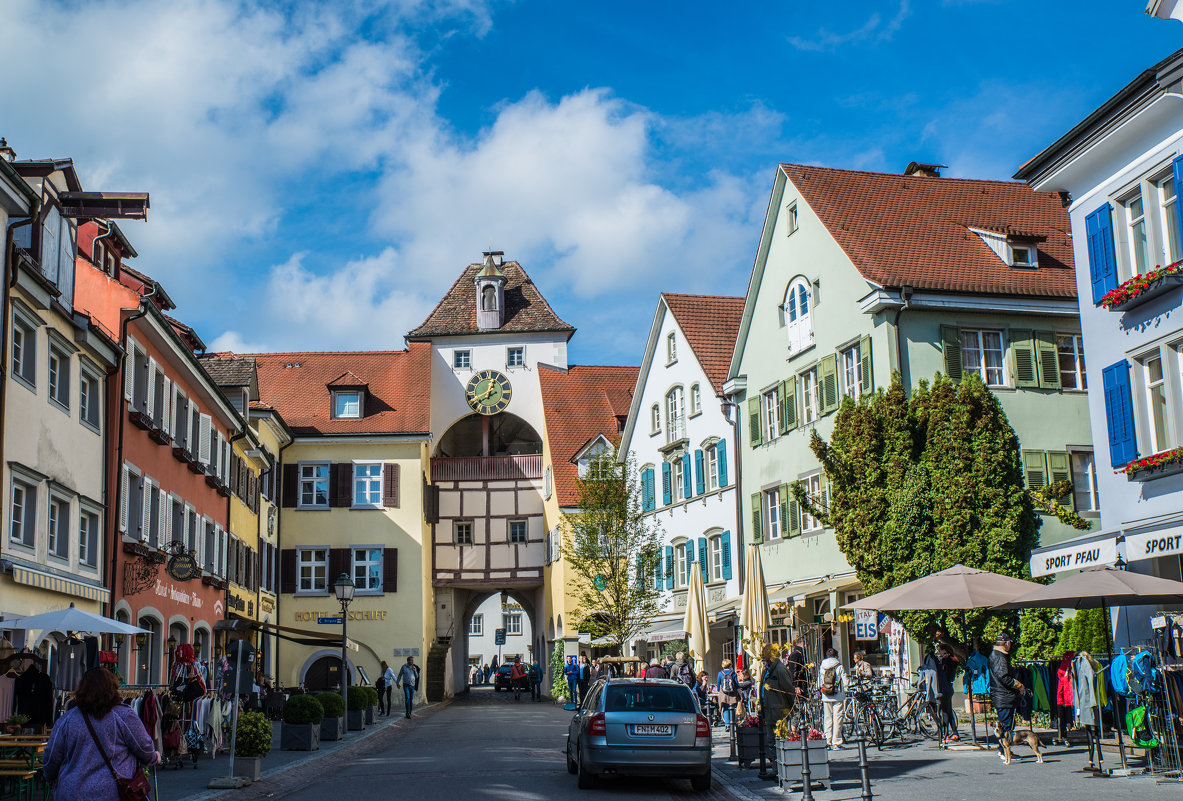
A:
[293,610,388,622]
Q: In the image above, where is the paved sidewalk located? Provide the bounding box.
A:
[710,728,1183,800]
[158,701,446,801]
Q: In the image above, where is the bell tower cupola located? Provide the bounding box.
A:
[474,250,506,330]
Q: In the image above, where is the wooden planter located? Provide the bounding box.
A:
[280,722,321,751]
[320,716,344,741]
[775,738,831,791]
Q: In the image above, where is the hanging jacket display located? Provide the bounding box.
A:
[963,651,990,695]
[1072,652,1098,725]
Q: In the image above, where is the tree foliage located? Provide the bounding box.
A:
[794,371,1079,649]
[561,448,664,654]
[550,641,569,700]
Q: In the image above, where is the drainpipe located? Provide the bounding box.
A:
[723,397,744,595]
[891,286,914,383]
[108,289,156,627]
[0,214,35,508]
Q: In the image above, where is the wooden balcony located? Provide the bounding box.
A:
[431,454,543,482]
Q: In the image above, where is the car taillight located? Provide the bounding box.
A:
[696,714,710,738]
[588,713,606,736]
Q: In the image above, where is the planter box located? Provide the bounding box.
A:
[347,709,365,731]
[365,706,376,725]
[1106,273,1183,312]
[280,722,320,751]
[320,716,344,741]
[238,756,262,781]
[1126,459,1183,482]
[775,739,830,790]
[735,728,766,766]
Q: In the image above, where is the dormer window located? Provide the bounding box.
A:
[332,390,363,419]
[481,285,498,311]
[1010,243,1038,268]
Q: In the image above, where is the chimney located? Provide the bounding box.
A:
[904,161,947,178]
[0,138,15,163]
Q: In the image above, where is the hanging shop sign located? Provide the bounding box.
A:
[1124,526,1183,564]
[853,609,878,641]
[1029,534,1120,577]
[167,553,200,582]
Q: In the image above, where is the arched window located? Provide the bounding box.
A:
[665,386,685,442]
[689,383,702,416]
[481,285,497,311]
[650,404,661,434]
[784,278,813,355]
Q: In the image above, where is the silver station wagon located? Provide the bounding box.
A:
[565,678,712,791]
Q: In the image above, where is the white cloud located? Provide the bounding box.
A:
[787,2,911,52]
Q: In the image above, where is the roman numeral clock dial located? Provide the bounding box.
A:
[465,370,513,415]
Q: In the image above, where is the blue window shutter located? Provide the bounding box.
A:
[664,545,674,589]
[721,531,732,580]
[662,462,672,505]
[1102,360,1138,467]
[682,453,692,499]
[642,469,654,512]
[698,537,708,582]
[694,449,705,495]
[654,549,663,587]
[1174,156,1183,256]
[717,440,728,486]
[1085,204,1118,304]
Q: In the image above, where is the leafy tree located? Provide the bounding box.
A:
[561,448,664,655]
[794,372,1084,649]
[550,641,569,700]
[1055,617,1076,654]
[660,639,688,661]
[1068,608,1110,654]
[1016,608,1062,660]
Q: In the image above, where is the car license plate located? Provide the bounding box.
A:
[631,724,672,736]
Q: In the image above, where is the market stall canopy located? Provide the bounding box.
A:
[994,565,1183,610]
[2,603,148,635]
[839,564,1044,611]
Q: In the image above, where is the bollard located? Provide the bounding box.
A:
[856,735,873,801]
[799,732,815,801]
[757,713,770,779]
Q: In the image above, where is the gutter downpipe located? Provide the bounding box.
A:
[891,286,914,383]
[0,214,35,512]
[107,288,155,623]
[724,397,744,596]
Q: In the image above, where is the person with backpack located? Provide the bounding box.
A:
[818,648,847,749]
[673,652,694,688]
[716,659,740,730]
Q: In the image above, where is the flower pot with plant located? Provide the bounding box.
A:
[234,710,273,781]
[280,694,323,751]
[347,686,368,731]
[3,714,30,735]
[774,723,830,791]
[316,692,346,741]
[364,687,379,724]
[734,714,765,767]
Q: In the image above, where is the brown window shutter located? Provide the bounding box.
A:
[383,463,400,508]
[280,548,296,594]
[330,463,352,507]
[329,547,350,584]
[282,464,298,508]
[424,484,440,524]
[382,548,398,593]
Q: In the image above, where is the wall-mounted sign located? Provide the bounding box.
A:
[318,617,343,625]
[1125,526,1183,564]
[854,609,878,641]
[293,610,388,622]
[167,553,200,582]
[1030,535,1119,577]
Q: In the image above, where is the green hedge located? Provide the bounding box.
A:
[235,710,273,757]
[365,687,379,706]
[283,694,324,725]
[316,692,345,718]
[347,685,369,711]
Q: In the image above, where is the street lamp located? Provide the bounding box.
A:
[333,572,356,722]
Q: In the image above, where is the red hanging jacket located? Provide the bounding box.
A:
[1056,652,1075,707]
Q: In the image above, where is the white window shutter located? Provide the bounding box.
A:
[189,402,199,453]
[222,437,230,481]
[199,415,212,464]
[179,504,188,551]
[124,339,137,402]
[161,494,171,548]
[140,478,152,542]
[222,527,229,576]
[119,466,130,532]
[162,377,172,435]
[146,358,157,418]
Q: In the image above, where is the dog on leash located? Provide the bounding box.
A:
[996,723,1044,765]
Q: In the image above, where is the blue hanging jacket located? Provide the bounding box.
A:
[963,651,990,695]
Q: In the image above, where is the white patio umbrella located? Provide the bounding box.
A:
[683,563,711,666]
[739,544,771,662]
[3,603,149,635]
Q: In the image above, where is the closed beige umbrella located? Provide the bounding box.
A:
[683,562,711,665]
[739,544,771,662]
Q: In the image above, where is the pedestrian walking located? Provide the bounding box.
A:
[818,648,846,749]
[716,659,740,730]
[43,667,159,800]
[760,644,794,778]
[564,656,580,704]
[396,656,420,719]
[785,635,808,731]
[644,659,668,679]
[988,631,1024,763]
[935,644,961,741]
[530,659,543,701]
[509,657,528,701]
[576,654,592,702]
[483,663,491,684]
[378,660,396,716]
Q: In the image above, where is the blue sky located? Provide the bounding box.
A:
[2,1,1179,365]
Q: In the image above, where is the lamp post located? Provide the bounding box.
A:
[334,572,356,723]
[167,634,178,675]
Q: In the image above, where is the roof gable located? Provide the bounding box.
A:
[408,259,575,340]
[662,293,745,395]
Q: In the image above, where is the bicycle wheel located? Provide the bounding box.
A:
[916,707,940,740]
[857,707,884,749]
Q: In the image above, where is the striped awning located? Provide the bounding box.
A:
[11,566,108,603]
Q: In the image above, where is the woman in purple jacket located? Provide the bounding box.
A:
[43,667,159,799]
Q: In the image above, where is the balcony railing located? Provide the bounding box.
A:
[431,454,543,481]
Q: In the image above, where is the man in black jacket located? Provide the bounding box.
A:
[987,632,1024,761]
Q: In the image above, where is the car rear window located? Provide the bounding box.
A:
[604,685,696,713]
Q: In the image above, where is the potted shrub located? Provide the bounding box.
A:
[364,687,379,724]
[317,692,346,741]
[774,722,830,792]
[234,710,273,781]
[3,714,29,735]
[347,686,368,731]
[280,694,323,751]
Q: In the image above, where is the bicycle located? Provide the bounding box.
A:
[842,682,885,749]
[884,675,940,741]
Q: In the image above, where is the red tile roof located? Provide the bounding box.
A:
[539,364,640,506]
[662,293,745,395]
[408,260,575,339]
[781,164,1076,298]
[242,343,431,436]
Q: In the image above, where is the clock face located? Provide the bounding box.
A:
[465,370,513,415]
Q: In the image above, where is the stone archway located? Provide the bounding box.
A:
[302,653,353,692]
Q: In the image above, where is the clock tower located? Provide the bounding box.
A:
[407,251,574,698]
